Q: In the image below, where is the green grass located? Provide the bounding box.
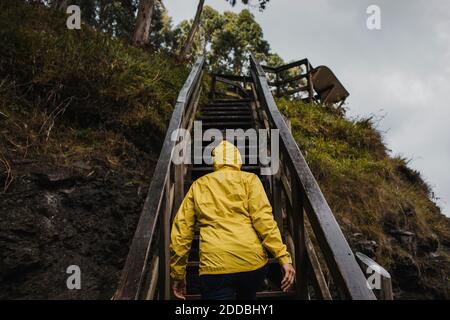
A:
[0,1,188,183]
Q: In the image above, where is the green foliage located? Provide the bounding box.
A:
[0,1,188,165]
[57,0,139,38]
[173,6,282,74]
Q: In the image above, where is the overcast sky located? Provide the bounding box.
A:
[164,0,450,216]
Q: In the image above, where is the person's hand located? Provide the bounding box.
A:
[281,263,295,292]
[172,280,186,300]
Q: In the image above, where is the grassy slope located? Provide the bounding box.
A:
[279,99,450,299]
[0,2,187,298]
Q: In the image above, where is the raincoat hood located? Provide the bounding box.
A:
[212,140,242,171]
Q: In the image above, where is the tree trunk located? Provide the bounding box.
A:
[179,0,205,61]
[133,0,156,46]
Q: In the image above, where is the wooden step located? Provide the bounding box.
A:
[202,121,253,129]
[198,115,253,121]
[185,290,295,300]
[200,110,252,116]
[212,98,252,104]
[202,105,251,111]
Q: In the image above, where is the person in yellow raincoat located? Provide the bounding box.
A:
[170,140,295,300]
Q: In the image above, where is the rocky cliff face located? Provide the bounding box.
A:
[0,164,149,299]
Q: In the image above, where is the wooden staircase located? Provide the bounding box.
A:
[184,96,293,300]
[113,55,376,301]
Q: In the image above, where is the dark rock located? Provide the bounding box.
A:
[391,254,421,290]
[389,229,416,246]
[32,172,82,190]
[0,171,147,299]
[417,233,439,254]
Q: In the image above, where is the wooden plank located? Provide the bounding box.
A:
[215,76,249,98]
[291,178,308,299]
[213,73,253,83]
[144,255,159,300]
[262,59,309,73]
[280,172,293,207]
[159,177,171,300]
[305,232,332,300]
[250,53,376,300]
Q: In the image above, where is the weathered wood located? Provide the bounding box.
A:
[262,59,309,73]
[273,173,283,233]
[173,163,184,220]
[114,57,204,300]
[250,53,376,300]
[210,75,216,100]
[144,255,159,300]
[159,176,171,299]
[307,62,314,102]
[305,232,332,300]
[213,74,253,83]
[291,175,308,299]
[311,66,350,104]
[215,76,249,99]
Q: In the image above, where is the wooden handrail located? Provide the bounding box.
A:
[210,73,251,100]
[250,53,376,300]
[262,58,311,73]
[113,57,205,300]
[261,58,314,100]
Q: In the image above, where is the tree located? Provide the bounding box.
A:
[174,6,281,73]
[178,0,271,61]
[178,0,205,61]
[208,9,278,74]
[133,0,156,45]
[149,1,175,50]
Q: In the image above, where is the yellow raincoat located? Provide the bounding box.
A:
[170,140,291,281]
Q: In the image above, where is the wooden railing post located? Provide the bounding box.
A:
[291,177,308,299]
[307,62,314,103]
[275,71,281,97]
[173,162,184,222]
[158,177,171,299]
[210,75,216,100]
[272,167,283,236]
